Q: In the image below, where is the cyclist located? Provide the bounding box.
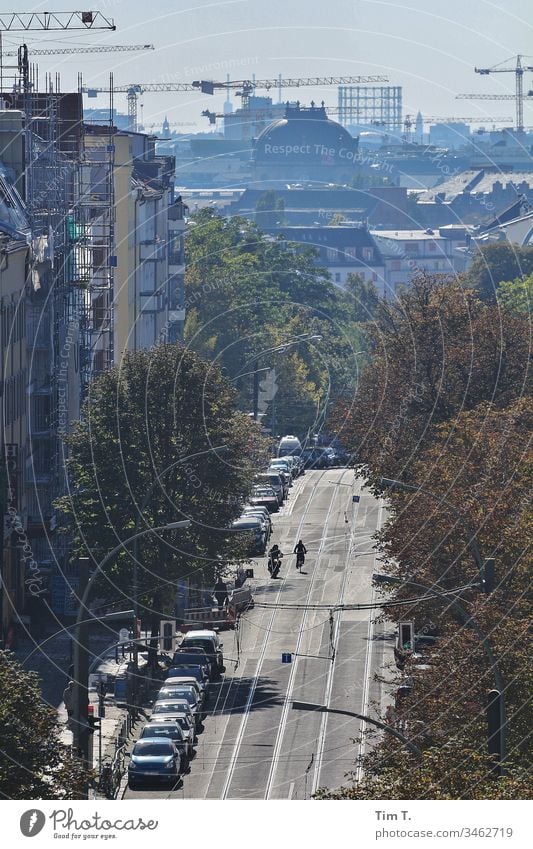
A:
[293,540,307,570]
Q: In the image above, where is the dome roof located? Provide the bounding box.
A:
[254,103,358,166]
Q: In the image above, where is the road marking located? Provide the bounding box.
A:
[356,497,384,783]
[264,470,350,799]
[311,479,360,795]
[220,472,326,799]
[288,781,295,799]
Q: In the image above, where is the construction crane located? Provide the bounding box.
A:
[80,81,197,131]
[0,11,115,30]
[0,10,116,91]
[82,75,389,133]
[456,55,533,132]
[193,75,389,108]
[2,44,154,57]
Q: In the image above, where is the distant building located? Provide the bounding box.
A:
[269,224,385,292]
[253,102,359,187]
[371,226,470,293]
[229,185,411,229]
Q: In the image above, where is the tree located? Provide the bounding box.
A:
[331,274,532,483]
[56,344,264,627]
[255,190,285,228]
[317,398,532,800]
[497,272,533,314]
[184,209,365,437]
[0,652,89,799]
[344,272,379,322]
[461,243,533,302]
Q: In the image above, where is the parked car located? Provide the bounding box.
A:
[179,629,224,676]
[239,511,270,541]
[283,455,301,477]
[269,458,293,482]
[171,649,212,679]
[157,684,206,722]
[127,739,181,787]
[139,721,193,762]
[166,665,209,690]
[242,505,273,533]
[255,472,284,504]
[163,676,205,703]
[277,435,302,457]
[153,697,194,717]
[249,485,279,513]
[268,466,290,497]
[300,447,331,469]
[230,516,267,555]
[148,714,196,751]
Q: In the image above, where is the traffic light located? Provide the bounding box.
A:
[159,620,176,653]
[398,621,414,652]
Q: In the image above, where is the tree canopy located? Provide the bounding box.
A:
[184,209,367,437]
[324,271,532,800]
[0,652,89,799]
[56,344,264,625]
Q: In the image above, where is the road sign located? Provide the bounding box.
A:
[352,495,360,503]
[282,652,292,663]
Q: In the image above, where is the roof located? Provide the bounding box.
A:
[371,229,448,240]
[418,169,533,204]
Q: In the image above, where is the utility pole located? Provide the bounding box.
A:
[72,558,90,767]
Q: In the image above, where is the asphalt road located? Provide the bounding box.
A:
[123,469,390,800]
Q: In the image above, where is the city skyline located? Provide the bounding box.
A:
[3,0,532,129]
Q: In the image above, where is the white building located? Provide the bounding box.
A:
[370,226,470,293]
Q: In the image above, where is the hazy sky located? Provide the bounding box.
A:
[10,0,533,129]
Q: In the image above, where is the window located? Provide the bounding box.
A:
[391,260,401,271]
[335,272,342,283]
[405,242,419,253]
[327,247,339,261]
[362,246,374,262]
[344,246,357,260]
[428,242,437,252]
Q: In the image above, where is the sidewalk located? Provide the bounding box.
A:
[58,649,156,797]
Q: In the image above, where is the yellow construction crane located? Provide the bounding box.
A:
[456,55,533,132]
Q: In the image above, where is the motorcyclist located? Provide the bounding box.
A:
[268,544,283,577]
[293,540,307,568]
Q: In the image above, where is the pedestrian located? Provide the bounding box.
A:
[63,680,74,723]
[213,577,229,610]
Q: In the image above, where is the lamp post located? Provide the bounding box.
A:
[72,519,191,784]
[233,335,322,424]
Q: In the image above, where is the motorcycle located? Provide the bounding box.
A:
[295,551,305,571]
[268,551,283,578]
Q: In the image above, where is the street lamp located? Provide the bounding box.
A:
[243,334,323,426]
[72,519,191,782]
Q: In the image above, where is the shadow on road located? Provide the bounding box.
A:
[208,675,283,716]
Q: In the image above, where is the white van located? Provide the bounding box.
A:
[278,435,302,457]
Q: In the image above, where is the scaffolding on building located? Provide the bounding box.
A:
[338,86,403,133]
[71,74,115,390]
